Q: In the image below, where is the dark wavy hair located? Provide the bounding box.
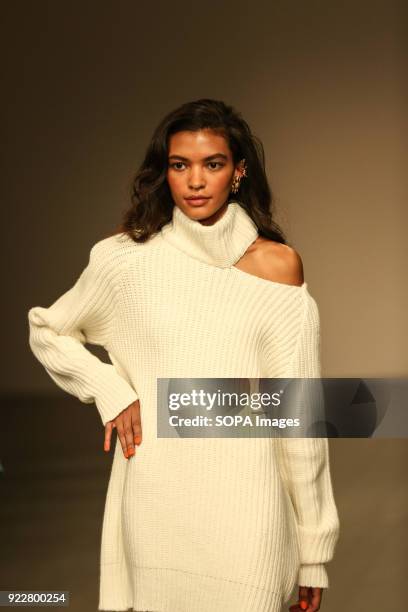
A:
[110,98,287,245]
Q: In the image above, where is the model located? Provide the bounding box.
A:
[28,98,340,612]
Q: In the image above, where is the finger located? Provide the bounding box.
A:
[104,422,113,452]
[298,586,311,610]
[131,400,142,445]
[115,413,129,458]
[309,587,323,611]
[123,405,136,458]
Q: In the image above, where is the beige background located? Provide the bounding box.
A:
[1,1,407,611]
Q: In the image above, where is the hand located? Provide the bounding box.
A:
[289,586,323,611]
[103,399,142,459]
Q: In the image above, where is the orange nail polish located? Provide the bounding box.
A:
[134,436,142,445]
[128,447,135,457]
[124,450,129,458]
[300,601,308,610]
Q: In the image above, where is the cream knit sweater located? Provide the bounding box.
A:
[28,201,340,612]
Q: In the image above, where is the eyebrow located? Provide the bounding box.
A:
[168,153,228,161]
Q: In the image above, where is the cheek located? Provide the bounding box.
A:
[167,172,184,193]
[210,171,232,191]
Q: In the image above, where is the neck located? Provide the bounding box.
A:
[160,200,259,268]
[196,202,229,226]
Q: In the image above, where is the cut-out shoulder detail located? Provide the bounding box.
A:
[231,265,307,290]
[233,239,304,286]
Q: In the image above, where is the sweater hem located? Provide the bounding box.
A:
[99,563,283,612]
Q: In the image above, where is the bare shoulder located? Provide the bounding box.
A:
[239,237,304,286]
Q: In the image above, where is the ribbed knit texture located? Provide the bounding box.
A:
[28,201,340,612]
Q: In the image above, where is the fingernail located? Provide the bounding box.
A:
[134,436,142,445]
[104,442,109,451]
[127,447,135,457]
[124,450,129,458]
[300,601,308,611]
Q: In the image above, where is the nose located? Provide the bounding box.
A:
[188,167,206,190]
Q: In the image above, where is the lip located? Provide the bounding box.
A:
[184,197,211,206]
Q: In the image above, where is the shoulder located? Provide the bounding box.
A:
[91,233,133,256]
[248,237,304,286]
[87,232,159,281]
[80,235,135,286]
[89,233,143,266]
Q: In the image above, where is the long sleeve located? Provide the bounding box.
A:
[27,239,139,426]
[274,289,340,589]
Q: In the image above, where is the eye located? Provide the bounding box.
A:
[169,161,225,171]
[170,162,186,171]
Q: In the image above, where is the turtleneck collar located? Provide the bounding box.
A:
[160,201,259,268]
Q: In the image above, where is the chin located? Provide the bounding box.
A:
[177,198,228,222]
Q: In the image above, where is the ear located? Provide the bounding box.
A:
[235,158,247,178]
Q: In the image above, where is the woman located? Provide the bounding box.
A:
[28,98,340,612]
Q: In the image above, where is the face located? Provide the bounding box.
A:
[166,129,245,226]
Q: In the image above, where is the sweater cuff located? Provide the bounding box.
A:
[298,563,329,589]
[93,363,139,426]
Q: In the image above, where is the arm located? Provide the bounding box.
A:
[27,239,139,426]
[275,290,340,589]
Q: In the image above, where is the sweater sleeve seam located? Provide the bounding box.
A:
[288,288,309,377]
[104,247,131,354]
[87,240,130,353]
